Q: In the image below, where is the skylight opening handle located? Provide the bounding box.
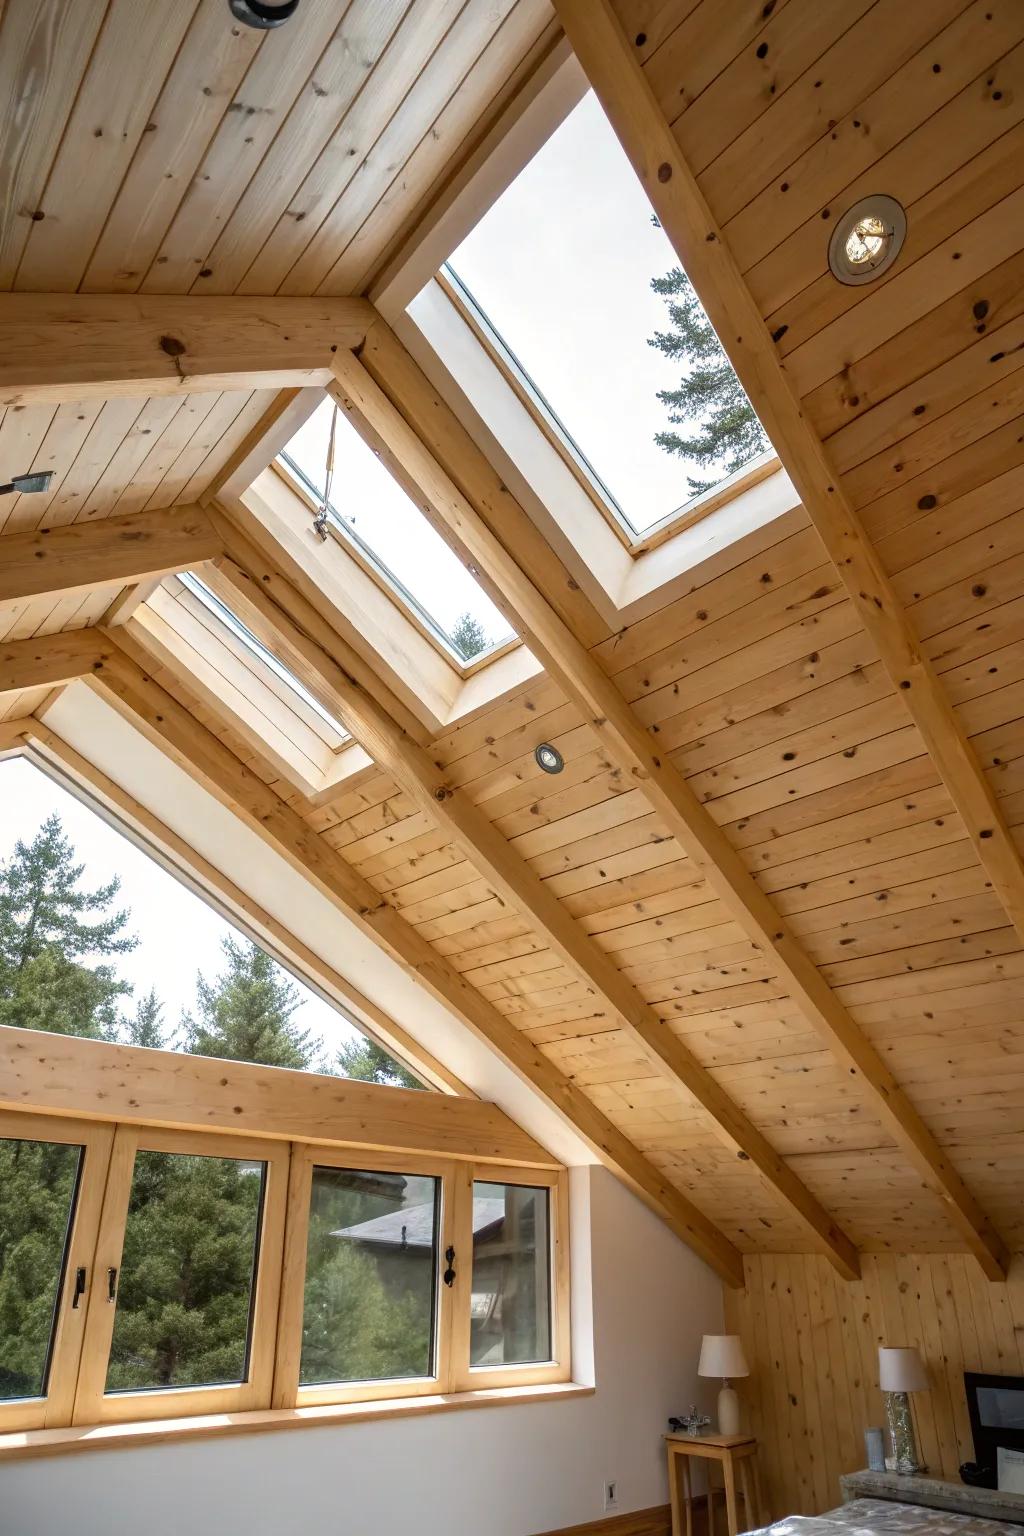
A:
[312,403,338,542]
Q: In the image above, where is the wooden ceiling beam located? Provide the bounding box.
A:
[0,504,222,606]
[208,525,860,1280]
[0,629,112,693]
[0,295,374,406]
[553,6,1024,990]
[80,630,745,1286]
[337,327,1009,1282]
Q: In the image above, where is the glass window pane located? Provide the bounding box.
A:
[0,1136,82,1401]
[299,1166,439,1386]
[447,91,770,536]
[470,1182,551,1368]
[105,1150,265,1394]
[280,401,515,663]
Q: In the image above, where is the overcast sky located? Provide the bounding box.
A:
[0,758,362,1064]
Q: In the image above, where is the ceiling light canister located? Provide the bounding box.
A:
[828,195,907,285]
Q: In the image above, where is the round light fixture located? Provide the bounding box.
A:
[229,0,300,28]
[535,742,564,775]
[828,194,906,286]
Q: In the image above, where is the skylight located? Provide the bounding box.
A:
[445,91,771,539]
[178,571,350,742]
[280,400,515,665]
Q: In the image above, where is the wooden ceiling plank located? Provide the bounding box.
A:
[208,533,861,1278]
[233,0,463,299]
[0,0,108,287]
[13,0,200,294]
[79,0,265,295]
[0,295,374,405]
[0,504,222,605]
[299,0,533,300]
[339,314,1008,1279]
[79,631,746,1287]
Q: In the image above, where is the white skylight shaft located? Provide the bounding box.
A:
[280,400,514,664]
[179,571,350,741]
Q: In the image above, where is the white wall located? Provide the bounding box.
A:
[2,1169,723,1536]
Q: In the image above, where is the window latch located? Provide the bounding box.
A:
[106,1266,119,1303]
[443,1246,456,1288]
[71,1266,87,1310]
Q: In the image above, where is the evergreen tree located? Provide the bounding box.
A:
[648,262,770,495]
[0,814,136,1038]
[336,1035,422,1090]
[122,988,167,1050]
[180,936,320,1070]
[449,611,488,662]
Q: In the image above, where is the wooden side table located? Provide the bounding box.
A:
[666,1433,764,1536]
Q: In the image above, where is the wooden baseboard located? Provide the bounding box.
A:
[534,1492,725,1536]
[533,1507,671,1536]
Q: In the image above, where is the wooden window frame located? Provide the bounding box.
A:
[72,1125,290,1427]
[0,1111,114,1434]
[448,1163,570,1394]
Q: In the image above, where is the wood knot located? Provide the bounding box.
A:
[159,334,187,358]
[657,162,672,182]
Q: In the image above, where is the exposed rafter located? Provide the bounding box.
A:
[206,520,860,1279]
[337,324,1009,1282]
[0,295,373,405]
[552,0,1024,967]
[0,504,222,605]
[75,630,745,1287]
[0,630,113,694]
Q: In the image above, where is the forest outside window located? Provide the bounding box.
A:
[439,90,774,549]
[0,1111,569,1438]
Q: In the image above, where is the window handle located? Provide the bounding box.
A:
[443,1246,456,1288]
[106,1266,118,1303]
[71,1266,87,1310]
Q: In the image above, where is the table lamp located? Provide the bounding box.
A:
[698,1334,749,1436]
[879,1346,928,1474]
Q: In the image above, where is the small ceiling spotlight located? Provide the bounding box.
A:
[229,0,300,28]
[828,194,906,286]
[0,470,54,495]
[535,742,564,775]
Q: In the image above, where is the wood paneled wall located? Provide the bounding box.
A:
[725,1254,1024,1519]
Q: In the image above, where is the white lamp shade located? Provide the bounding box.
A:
[699,1334,749,1379]
[879,1346,928,1393]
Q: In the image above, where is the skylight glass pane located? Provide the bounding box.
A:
[178,571,349,740]
[281,400,515,663]
[446,91,771,537]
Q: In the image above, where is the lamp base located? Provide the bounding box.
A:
[884,1390,925,1474]
[718,1382,741,1436]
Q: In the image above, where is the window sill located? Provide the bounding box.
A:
[0,1382,594,1463]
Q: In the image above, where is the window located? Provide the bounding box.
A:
[0,1113,113,1433]
[299,1165,441,1389]
[0,755,420,1088]
[177,571,350,742]
[279,399,515,665]
[74,1127,288,1424]
[469,1181,551,1368]
[0,1106,569,1436]
[444,91,771,542]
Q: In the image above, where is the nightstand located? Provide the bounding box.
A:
[665,1432,764,1536]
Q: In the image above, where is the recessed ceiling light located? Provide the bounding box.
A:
[228,0,300,28]
[828,195,906,285]
[535,742,564,775]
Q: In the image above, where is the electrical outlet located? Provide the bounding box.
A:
[604,1480,619,1512]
